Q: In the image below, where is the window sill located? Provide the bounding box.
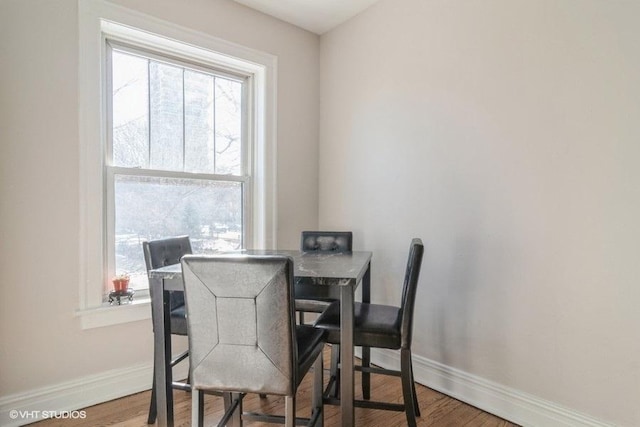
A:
[76,297,151,329]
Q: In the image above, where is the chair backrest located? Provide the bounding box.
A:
[181,255,298,396]
[143,236,192,309]
[143,236,193,272]
[400,238,424,350]
[301,231,353,253]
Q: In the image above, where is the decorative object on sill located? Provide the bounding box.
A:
[108,288,135,305]
[112,274,130,292]
[109,274,134,305]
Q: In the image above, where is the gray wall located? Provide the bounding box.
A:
[318,0,640,425]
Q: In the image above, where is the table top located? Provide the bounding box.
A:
[149,249,372,286]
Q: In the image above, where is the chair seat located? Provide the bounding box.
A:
[294,298,333,313]
[314,301,402,349]
[296,325,326,382]
[169,304,188,336]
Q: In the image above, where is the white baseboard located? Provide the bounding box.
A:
[0,350,615,427]
[369,348,616,427]
[0,362,188,427]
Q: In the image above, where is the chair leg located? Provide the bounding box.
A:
[232,392,243,427]
[147,368,157,424]
[285,395,296,427]
[219,392,241,427]
[222,393,232,426]
[192,389,202,427]
[362,345,371,400]
[410,363,420,417]
[400,349,418,427]
[198,390,205,426]
[312,352,324,427]
[329,344,340,398]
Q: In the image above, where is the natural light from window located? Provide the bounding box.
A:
[78,4,275,328]
[108,45,248,291]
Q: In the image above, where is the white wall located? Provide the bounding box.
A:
[319,0,640,426]
[0,0,318,402]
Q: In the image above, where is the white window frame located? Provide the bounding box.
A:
[105,40,253,293]
[76,0,277,329]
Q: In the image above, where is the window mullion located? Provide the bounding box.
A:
[147,58,151,168]
[182,68,186,172]
[213,76,217,174]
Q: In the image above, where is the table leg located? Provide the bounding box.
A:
[361,262,371,400]
[162,289,174,426]
[340,285,355,427]
[150,277,173,427]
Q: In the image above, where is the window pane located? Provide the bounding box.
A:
[215,77,242,175]
[112,51,149,167]
[107,44,250,294]
[184,70,214,174]
[150,62,184,171]
[114,174,243,289]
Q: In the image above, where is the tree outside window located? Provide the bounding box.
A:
[108,45,249,291]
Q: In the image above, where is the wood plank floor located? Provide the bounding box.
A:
[32,347,519,427]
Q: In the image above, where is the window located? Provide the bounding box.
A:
[77,1,276,328]
[107,43,249,291]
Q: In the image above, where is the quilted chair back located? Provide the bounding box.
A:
[181,255,297,396]
[143,236,192,316]
[301,231,352,253]
[143,236,192,270]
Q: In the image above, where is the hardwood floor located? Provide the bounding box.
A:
[32,347,518,427]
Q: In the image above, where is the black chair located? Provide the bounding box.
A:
[182,254,325,427]
[314,238,424,427]
[295,231,353,322]
[143,236,192,425]
[296,231,352,397]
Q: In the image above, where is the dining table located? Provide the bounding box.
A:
[148,249,373,427]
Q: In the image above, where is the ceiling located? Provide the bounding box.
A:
[232,0,381,35]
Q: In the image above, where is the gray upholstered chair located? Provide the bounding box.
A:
[143,236,192,425]
[181,254,325,427]
[314,238,424,427]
